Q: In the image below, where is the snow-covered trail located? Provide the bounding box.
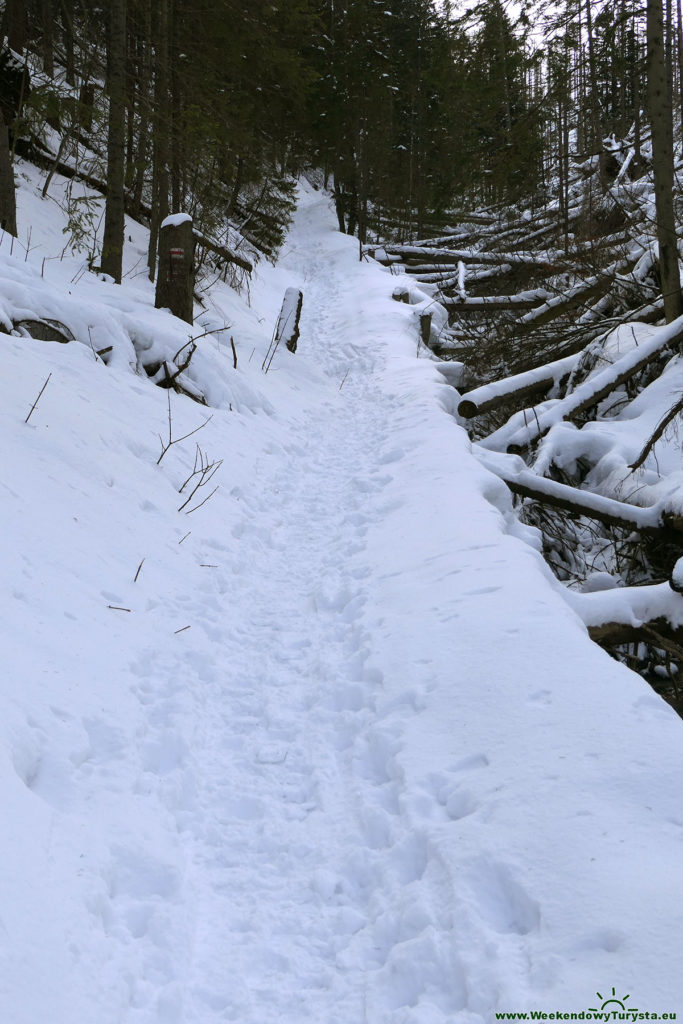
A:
[172,204,470,1022]
[3,184,683,1024]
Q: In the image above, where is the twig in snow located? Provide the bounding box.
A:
[173,325,232,365]
[183,485,219,515]
[177,444,223,506]
[629,393,683,472]
[133,558,145,582]
[178,531,191,544]
[25,374,52,424]
[157,390,213,465]
[108,605,131,612]
[87,326,98,361]
[339,368,350,391]
[174,624,191,634]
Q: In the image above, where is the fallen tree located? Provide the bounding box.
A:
[379,244,568,269]
[442,288,551,313]
[458,353,579,419]
[194,230,253,274]
[481,313,683,453]
[479,455,683,535]
[517,272,619,328]
[564,573,683,665]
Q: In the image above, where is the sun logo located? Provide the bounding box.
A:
[589,988,639,1014]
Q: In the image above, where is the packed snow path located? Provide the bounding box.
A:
[2,186,683,1024]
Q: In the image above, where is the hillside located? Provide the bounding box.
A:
[1,158,683,1022]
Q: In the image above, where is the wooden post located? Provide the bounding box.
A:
[419,312,432,346]
[155,213,195,324]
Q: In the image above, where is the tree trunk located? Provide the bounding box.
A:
[60,0,75,85]
[147,0,170,281]
[677,0,683,136]
[131,0,152,217]
[0,109,17,236]
[102,0,127,283]
[4,0,28,54]
[41,0,55,77]
[647,0,683,322]
[584,0,602,152]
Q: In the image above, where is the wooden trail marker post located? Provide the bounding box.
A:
[155,213,195,325]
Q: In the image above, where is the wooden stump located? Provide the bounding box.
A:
[155,214,195,325]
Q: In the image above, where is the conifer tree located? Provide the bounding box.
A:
[102,0,127,283]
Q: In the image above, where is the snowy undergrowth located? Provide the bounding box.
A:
[2,172,683,1024]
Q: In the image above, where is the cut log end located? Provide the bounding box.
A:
[458,399,478,419]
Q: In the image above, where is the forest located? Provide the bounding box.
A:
[4,0,683,707]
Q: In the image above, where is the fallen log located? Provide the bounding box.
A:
[480,456,676,534]
[17,139,254,276]
[443,289,551,314]
[500,469,662,532]
[564,573,683,657]
[629,394,683,471]
[16,137,153,221]
[517,273,617,328]
[586,619,683,658]
[441,211,499,225]
[408,231,470,247]
[13,318,74,343]
[414,264,513,287]
[458,353,579,419]
[194,230,253,274]
[382,244,567,269]
[483,314,683,453]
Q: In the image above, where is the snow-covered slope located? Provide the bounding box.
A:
[1,174,683,1024]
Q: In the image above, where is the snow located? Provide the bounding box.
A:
[2,173,683,1023]
[566,579,683,631]
[161,213,193,228]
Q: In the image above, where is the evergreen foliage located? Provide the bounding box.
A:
[0,0,681,266]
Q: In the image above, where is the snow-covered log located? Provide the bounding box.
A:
[458,354,579,419]
[410,264,513,285]
[408,231,470,247]
[481,457,677,534]
[12,317,74,343]
[381,245,567,269]
[434,361,469,388]
[517,273,617,328]
[567,576,683,636]
[564,576,683,658]
[442,288,552,313]
[485,314,683,453]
